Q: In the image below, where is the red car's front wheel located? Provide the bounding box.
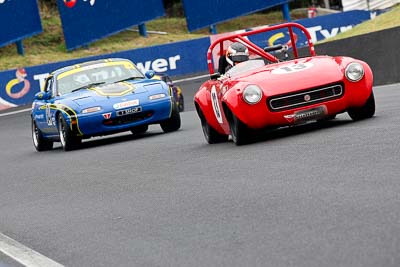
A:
[225,109,251,146]
[197,107,228,144]
[348,91,375,121]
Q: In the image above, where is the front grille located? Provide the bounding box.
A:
[103,111,153,126]
[268,83,344,112]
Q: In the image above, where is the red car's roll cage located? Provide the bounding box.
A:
[207,22,316,74]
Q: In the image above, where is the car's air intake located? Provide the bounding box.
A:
[268,83,344,111]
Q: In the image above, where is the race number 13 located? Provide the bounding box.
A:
[272,62,313,74]
[211,85,223,124]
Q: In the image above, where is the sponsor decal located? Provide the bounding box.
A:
[135,55,181,73]
[34,114,44,120]
[113,99,139,110]
[268,32,298,48]
[63,0,95,8]
[0,68,31,109]
[102,112,112,119]
[63,0,76,8]
[5,68,30,99]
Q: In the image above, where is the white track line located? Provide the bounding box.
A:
[0,233,64,267]
[174,74,209,83]
[0,108,31,117]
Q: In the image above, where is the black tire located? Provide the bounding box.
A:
[178,96,184,112]
[317,114,336,123]
[198,108,228,144]
[348,91,375,121]
[160,101,181,133]
[130,124,148,135]
[58,113,81,151]
[32,119,53,151]
[227,110,251,146]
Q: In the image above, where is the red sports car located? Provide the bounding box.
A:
[194,22,375,145]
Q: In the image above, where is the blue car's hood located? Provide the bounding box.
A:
[66,80,164,106]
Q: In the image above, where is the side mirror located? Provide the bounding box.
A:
[145,70,155,79]
[34,91,51,101]
[210,72,221,80]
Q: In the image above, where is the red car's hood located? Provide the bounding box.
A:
[234,56,345,95]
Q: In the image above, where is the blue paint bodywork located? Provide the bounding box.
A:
[31,58,174,142]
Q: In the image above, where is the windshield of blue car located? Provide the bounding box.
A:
[56,62,144,95]
[225,59,266,78]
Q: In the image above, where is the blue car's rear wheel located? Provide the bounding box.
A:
[58,113,81,151]
[32,118,53,151]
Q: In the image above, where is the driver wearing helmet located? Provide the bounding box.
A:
[218,42,249,74]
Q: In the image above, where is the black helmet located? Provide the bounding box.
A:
[226,42,249,66]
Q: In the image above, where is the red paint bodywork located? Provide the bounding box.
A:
[194,23,373,136]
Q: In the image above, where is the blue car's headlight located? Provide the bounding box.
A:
[149,93,166,100]
[345,62,364,82]
[81,106,101,114]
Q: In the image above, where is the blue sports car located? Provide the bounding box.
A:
[31,58,181,151]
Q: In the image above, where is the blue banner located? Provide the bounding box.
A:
[0,0,42,47]
[0,37,210,110]
[57,0,165,50]
[246,10,380,49]
[182,0,290,32]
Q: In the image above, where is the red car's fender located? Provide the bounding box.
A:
[335,57,373,108]
[194,80,230,134]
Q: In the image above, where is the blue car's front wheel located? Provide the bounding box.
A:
[130,124,148,135]
[58,113,81,151]
[160,101,181,133]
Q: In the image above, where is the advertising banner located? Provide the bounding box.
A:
[0,37,210,110]
[57,0,165,50]
[182,0,290,32]
[0,0,42,48]
[246,10,380,49]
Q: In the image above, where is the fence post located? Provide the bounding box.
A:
[281,2,291,21]
[16,40,25,55]
[139,23,148,37]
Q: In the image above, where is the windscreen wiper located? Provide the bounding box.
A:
[115,76,144,83]
[71,82,106,92]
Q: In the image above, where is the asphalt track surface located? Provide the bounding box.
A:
[1,81,400,267]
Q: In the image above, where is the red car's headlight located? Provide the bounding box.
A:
[345,62,364,82]
[243,85,262,104]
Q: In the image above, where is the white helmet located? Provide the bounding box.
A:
[226,42,249,66]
